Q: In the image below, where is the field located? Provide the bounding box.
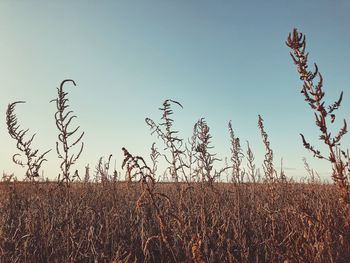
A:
[2,29,350,262]
[0,181,349,262]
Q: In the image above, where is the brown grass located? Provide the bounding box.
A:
[2,28,350,262]
[0,181,349,262]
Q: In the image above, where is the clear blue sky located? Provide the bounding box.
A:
[1,0,350,181]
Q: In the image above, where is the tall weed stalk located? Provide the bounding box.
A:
[286,29,350,202]
[51,79,84,186]
[6,101,51,181]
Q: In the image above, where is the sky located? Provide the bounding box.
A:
[1,0,350,181]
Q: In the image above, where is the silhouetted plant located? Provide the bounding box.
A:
[246,141,258,182]
[51,79,84,185]
[145,99,188,183]
[150,143,161,180]
[303,157,320,184]
[6,101,51,181]
[95,154,113,183]
[193,118,220,185]
[122,147,154,185]
[228,121,245,183]
[186,121,199,182]
[258,115,276,182]
[286,28,350,202]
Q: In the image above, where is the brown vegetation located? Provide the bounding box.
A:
[1,29,350,262]
[1,180,349,262]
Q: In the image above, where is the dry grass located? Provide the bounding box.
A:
[0,181,349,262]
[2,28,350,262]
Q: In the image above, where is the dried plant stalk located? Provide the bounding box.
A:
[258,115,276,182]
[193,118,219,185]
[228,121,245,183]
[286,28,349,202]
[51,79,84,185]
[6,101,51,180]
[145,99,188,183]
[246,141,257,183]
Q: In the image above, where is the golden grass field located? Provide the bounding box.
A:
[0,180,349,262]
[2,29,350,262]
